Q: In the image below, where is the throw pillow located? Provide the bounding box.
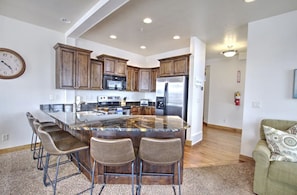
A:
[263,125,297,162]
[287,124,297,134]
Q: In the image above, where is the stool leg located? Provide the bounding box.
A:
[30,132,35,151]
[138,160,143,195]
[74,151,81,173]
[178,161,181,195]
[131,161,134,195]
[37,145,44,170]
[43,153,50,186]
[90,161,96,195]
[99,166,106,195]
[53,155,62,195]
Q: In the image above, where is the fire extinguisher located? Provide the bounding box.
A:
[234,91,240,106]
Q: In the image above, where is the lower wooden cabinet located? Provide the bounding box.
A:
[131,106,155,115]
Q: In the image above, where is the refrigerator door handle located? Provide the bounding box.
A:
[164,82,168,115]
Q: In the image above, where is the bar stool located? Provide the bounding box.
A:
[138,137,183,195]
[26,112,60,160]
[37,124,89,195]
[90,137,136,195]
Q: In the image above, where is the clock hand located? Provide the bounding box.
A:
[0,60,12,70]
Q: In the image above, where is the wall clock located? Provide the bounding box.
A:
[0,48,26,79]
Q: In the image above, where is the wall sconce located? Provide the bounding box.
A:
[221,50,237,57]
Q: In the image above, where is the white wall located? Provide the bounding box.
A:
[0,15,65,149]
[241,10,297,157]
[205,57,246,129]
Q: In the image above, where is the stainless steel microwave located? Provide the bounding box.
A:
[103,75,126,90]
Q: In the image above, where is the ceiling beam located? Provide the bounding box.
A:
[65,0,129,38]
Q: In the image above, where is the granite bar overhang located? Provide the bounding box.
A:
[46,112,189,132]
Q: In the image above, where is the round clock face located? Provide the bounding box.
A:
[0,48,26,79]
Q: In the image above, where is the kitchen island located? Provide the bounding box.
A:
[45,111,189,185]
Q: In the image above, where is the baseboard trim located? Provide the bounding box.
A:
[185,140,192,146]
[204,123,242,134]
[239,154,255,164]
[0,144,32,154]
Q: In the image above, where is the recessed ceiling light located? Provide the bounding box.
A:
[109,35,117,39]
[140,46,146,49]
[60,18,71,24]
[143,18,152,24]
[244,0,255,3]
[173,35,180,40]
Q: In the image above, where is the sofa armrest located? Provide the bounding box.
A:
[253,140,271,167]
[252,140,271,194]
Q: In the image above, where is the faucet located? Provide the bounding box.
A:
[75,96,85,112]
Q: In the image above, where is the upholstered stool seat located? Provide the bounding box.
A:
[90,137,136,195]
[138,137,183,195]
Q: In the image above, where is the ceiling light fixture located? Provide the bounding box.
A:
[140,46,146,49]
[109,35,117,39]
[221,50,237,57]
[244,0,255,3]
[173,35,180,40]
[143,18,152,24]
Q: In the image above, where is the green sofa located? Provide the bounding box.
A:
[252,119,297,195]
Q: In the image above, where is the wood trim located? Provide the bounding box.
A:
[185,140,192,146]
[239,154,255,164]
[0,144,32,154]
[204,123,242,134]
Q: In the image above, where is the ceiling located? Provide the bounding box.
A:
[1,0,297,59]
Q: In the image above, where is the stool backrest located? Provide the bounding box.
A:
[26,112,38,134]
[90,137,135,166]
[33,120,60,155]
[139,137,182,165]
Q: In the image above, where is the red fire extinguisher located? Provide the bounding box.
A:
[234,91,240,106]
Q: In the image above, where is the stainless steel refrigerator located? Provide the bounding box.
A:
[155,76,188,121]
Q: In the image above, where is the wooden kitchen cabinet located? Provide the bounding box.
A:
[131,106,141,115]
[126,66,139,91]
[97,54,128,77]
[54,43,92,89]
[150,67,159,92]
[90,59,103,90]
[159,54,190,77]
[138,69,151,92]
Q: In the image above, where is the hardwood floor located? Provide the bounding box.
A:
[184,124,242,168]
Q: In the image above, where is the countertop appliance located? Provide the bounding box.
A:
[140,99,149,106]
[155,76,188,121]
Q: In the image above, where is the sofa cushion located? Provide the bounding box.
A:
[269,161,297,186]
[263,125,297,162]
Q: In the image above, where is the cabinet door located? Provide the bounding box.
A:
[159,60,174,76]
[56,47,76,89]
[115,60,127,77]
[103,58,116,75]
[126,66,139,91]
[139,69,151,92]
[174,56,189,75]
[150,68,159,92]
[76,51,90,89]
[90,59,103,90]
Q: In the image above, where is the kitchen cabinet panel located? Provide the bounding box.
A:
[97,55,128,77]
[159,54,190,77]
[150,67,159,92]
[139,69,151,92]
[54,43,92,89]
[90,59,103,90]
[126,66,139,91]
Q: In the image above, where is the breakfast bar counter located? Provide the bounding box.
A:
[45,111,189,185]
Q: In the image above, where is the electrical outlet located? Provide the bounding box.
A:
[2,134,9,142]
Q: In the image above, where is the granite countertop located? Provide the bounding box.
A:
[46,112,189,132]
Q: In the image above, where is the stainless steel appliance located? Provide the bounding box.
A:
[155,76,188,121]
[140,99,149,106]
[97,96,130,115]
[103,75,126,90]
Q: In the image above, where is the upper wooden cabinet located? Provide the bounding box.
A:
[90,59,103,90]
[97,54,128,77]
[150,68,159,92]
[126,66,139,91]
[54,43,92,89]
[159,54,190,77]
[139,69,151,92]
